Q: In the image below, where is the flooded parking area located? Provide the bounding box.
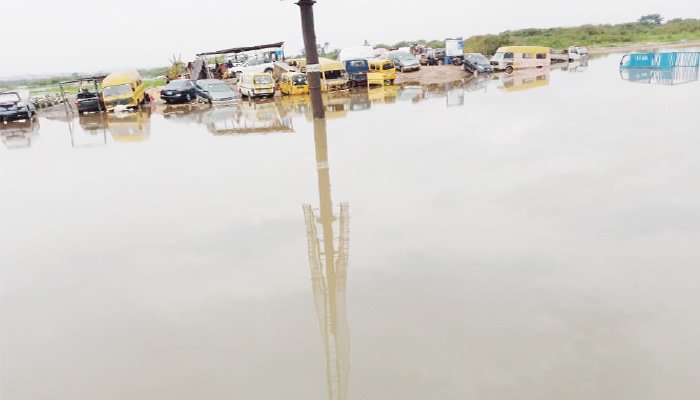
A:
[2,53,700,400]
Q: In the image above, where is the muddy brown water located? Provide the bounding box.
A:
[2,53,700,400]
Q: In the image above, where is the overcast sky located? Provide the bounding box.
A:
[1,0,698,77]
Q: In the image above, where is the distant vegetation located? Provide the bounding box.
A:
[463,16,700,55]
[0,67,168,95]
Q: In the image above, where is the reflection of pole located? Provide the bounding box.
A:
[303,116,350,400]
[314,118,335,306]
[297,0,325,119]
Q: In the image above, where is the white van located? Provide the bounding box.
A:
[238,72,275,99]
[233,57,275,77]
[490,46,551,73]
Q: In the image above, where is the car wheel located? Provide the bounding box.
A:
[505,66,514,74]
[264,68,273,74]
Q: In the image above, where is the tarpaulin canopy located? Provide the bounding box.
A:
[196,42,284,57]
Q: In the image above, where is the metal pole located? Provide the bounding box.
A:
[59,84,72,116]
[296,0,325,119]
[94,80,103,113]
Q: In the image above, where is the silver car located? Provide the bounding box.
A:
[388,52,421,72]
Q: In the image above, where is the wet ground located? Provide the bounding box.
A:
[2,53,700,400]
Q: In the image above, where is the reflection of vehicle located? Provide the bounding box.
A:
[464,74,493,92]
[367,85,397,104]
[494,69,550,92]
[78,112,107,131]
[76,89,103,113]
[344,59,369,87]
[396,85,424,102]
[349,91,370,111]
[463,53,494,74]
[1,117,39,148]
[279,72,309,95]
[1,91,36,123]
[238,73,275,98]
[620,66,700,85]
[194,79,237,104]
[566,59,589,73]
[368,59,397,85]
[491,46,550,73]
[161,80,197,104]
[210,100,293,135]
[388,51,421,72]
[101,70,146,111]
[107,109,152,142]
[277,95,311,117]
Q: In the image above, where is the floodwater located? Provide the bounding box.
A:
[1,53,700,400]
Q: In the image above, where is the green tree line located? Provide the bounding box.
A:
[463,17,700,55]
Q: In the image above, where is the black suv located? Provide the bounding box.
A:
[1,91,37,123]
[76,89,104,113]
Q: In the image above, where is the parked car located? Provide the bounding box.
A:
[344,59,370,87]
[232,57,275,77]
[567,46,589,62]
[463,53,494,74]
[76,88,104,113]
[194,79,237,104]
[0,91,36,123]
[160,79,197,104]
[388,52,421,72]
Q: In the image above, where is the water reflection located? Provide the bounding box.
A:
[303,118,350,400]
[494,69,550,92]
[211,101,294,135]
[108,109,152,143]
[73,112,107,148]
[620,67,700,85]
[1,118,39,149]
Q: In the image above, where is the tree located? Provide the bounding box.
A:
[639,14,663,25]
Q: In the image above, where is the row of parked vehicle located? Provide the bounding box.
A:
[30,93,65,109]
[467,45,590,74]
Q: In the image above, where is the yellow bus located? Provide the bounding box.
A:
[287,58,349,92]
[490,46,551,73]
[318,58,349,91]
[368,59,397,85]
[279,72,309,95]
[101,69,145,111]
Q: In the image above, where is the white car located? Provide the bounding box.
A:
[232,57,275,77]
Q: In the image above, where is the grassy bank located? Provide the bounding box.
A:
[463,18,700,55]
[11,78,168,97]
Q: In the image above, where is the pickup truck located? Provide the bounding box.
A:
[1,91,37,123]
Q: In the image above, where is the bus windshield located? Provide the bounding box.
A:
[102,84,132,97]
[254,75,273,85]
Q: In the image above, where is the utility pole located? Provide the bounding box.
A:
[296,0,325,119]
